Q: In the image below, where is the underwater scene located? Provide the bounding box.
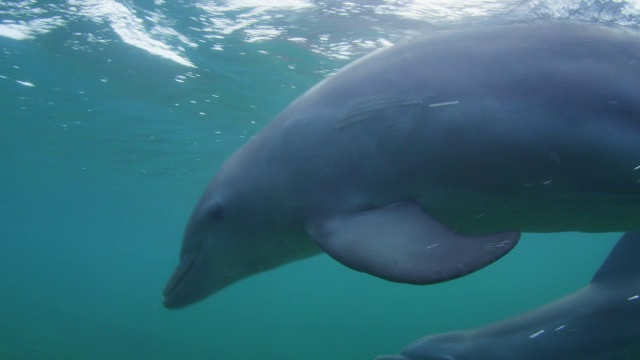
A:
[2,1,640,359]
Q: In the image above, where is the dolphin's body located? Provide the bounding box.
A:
[163,21,640,309]
[377,232,640,360]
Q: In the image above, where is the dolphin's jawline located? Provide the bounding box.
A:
[163,249,200,308]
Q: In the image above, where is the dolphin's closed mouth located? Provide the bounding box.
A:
[163,250,199,309]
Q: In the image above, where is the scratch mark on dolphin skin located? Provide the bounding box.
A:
[16,80,35,87]
[426,244,439,249]
[339,99,423,127]
[554,325,566,331]
[483,241,512,250]
[543,180,552,185]
[428,100,460,108]
[633,165,640,171]
[529,330,545,339]
[628,295,639,301]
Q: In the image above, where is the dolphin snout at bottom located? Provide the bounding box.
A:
[163,236,255,309]
[163,250,201,309]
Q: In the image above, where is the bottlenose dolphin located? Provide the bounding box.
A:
[377,232,640,360]
[163,21,640,309]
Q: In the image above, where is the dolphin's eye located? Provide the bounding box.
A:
[207,204,225,221]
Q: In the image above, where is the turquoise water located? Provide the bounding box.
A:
[0,1,635,359]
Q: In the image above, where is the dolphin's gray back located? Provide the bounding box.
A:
[263,21,640,233]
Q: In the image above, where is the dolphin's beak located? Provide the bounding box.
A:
[162,250,199,309]
[162,237,241,309]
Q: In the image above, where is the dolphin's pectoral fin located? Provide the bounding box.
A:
[306,200,520,284]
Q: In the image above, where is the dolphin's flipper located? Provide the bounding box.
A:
[306,201,520,284]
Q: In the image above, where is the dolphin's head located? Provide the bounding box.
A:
[162,153,318,309]
[163,186,282,308]
[162,189,248,309]
[163,139,284,309]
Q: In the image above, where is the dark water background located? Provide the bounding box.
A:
[1,1,637,359]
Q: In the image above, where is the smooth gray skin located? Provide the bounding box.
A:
[163,21,640,309]
[377,232,640,360]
